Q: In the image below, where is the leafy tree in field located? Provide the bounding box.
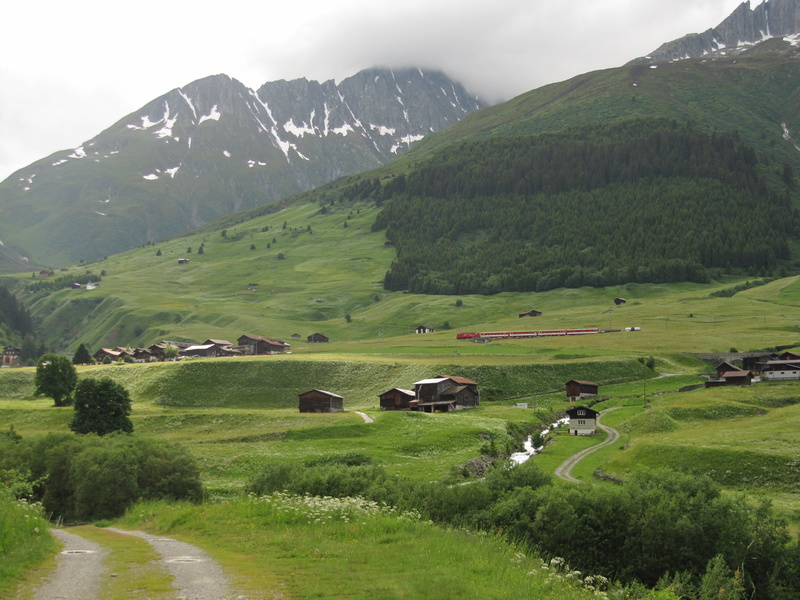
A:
[34,354,77,406]
[72,343,93,365]
[70,377,133,436]
[163,344,179,360]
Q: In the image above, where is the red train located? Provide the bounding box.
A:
[456,328,599,340]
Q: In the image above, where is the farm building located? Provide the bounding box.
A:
[148,341,194,360]
[378,388,416,411]
[566,406,599,435]
[416,325,436,334]
[412,375,480,412]
[565,380,599,403]
[518,310,542,318]
[614,297,627,305]
[237,334,290,355]
[131,348,154,362]
[715,361,740,378]
[759,360,800,381]
[298,389,344,413]
[705,370,754,387]
[307,333,329,343]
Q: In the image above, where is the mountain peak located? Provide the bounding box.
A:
[0,67,486,269]
[637,0,800,63]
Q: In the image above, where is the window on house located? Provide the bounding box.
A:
[577,410,586,415]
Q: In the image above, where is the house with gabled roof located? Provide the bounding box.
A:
[412,375,480,412]
[566,406,599,435]
[378,388,416,411]
[237,334,290,355]
[566,380,599,403]
[298,389,344,413]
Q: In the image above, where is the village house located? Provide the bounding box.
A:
[411,375,480,413]
[759,360,800,381]
[565,380,599,403]
[416,325,436,334]
[715,361,740,378]
[93,348,124,363]
[567,405,599,435]
[1,345,21,365]
[298,389,344,413]
[378,388,416,411]
[237,334,290,355]
[307,333,329,343]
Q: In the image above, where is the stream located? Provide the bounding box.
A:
[509,417,568,465]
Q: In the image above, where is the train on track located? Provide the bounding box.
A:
[456,328,600,340]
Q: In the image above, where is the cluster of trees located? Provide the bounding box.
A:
[369,119,798,294]
[0,433,202,521]
[246,457,799,599]
[24,271,101,294]
[0,285,33,336]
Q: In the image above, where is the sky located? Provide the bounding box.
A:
[0,0,750,182]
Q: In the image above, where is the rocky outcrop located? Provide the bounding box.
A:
[639,0,800,63]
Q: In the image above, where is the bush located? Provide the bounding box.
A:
[70,377,133,436]
[16,433,203,521]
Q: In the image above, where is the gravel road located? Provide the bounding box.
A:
[32,528,108,600]
[106,528,239,600]
[554,407,621,483]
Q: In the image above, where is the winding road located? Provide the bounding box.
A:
[554,407,621,483]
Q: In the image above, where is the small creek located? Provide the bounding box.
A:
[509,417,568,465]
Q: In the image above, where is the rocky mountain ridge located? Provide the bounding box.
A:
[0,68,484,269]
[639,0,800,62]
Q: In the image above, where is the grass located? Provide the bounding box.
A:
[112,496,614,600]
[0,492,59,599]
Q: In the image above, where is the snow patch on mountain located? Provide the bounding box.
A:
[69,146,86,159]
[198,105,221,124]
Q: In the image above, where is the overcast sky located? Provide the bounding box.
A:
[1,0,749,181]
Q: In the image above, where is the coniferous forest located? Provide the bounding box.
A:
[371,119,799,295]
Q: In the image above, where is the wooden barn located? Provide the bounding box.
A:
[307,333,329,343]
[412,375,480,412]
[237,334,290,355]
[93,348,123,363]
[298,389,344,413]
[566,406,599,435]
[705,370,753,387]
[416,325,436,334]
[378,388,416,411]
[518,310,542,318]
[715,361,740,378]
[565,380,599,403]
[614,297,627,305]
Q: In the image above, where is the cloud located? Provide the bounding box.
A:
[0,0,745,179]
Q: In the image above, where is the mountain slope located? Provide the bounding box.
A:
[640,0,800,62]
[0,68,484,270]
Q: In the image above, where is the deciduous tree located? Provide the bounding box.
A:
[70,377,133,436]
[34,354,77,406]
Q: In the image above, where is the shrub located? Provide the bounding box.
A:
[70,377,133,436]
[20,433,202,521]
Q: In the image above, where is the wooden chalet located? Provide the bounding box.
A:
[715,361,740,378]
[148,341,194,361]
[416,325,436,334]
[132,348,154,362]
[93,348,123,363]
[565,380,599,403]
[705,370,754,387]
[518,310,542,318]
[566,405,599,435]
[307,333,329,343]
[237,334,290,355]
[742,353,775,373]
[412,375,480,413]
[2,345,21,365]
[378,388,416,411]
[298,389,344,413]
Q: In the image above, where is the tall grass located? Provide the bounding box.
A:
[0,485,58,597]
[117,496,621,600]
